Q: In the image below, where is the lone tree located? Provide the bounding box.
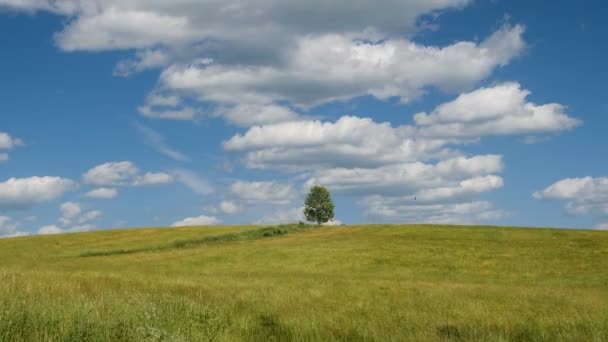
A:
[304,185,335,225]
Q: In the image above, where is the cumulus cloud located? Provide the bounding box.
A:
[224,116,452,170]
[0,132,23,162]
[231,181,295,204]
[171,214,220,227]
[0,132,23,149]
[219,200,240,214]
[58,201,101,227]
[83,161,139,186]
[415,82,581,138]
[0,176,77,210]
[161,25,524,108]
[305,155,503,197]
[362,198,509,224]
[85,187,118,199]
[534,177,608,218]
[83,161,173,187]
[39,202,102,235]
[1,1,471,51]
[38,225,63,235]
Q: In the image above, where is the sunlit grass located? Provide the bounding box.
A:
[1,224,607,341]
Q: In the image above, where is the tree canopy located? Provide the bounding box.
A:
[304,185,335,225]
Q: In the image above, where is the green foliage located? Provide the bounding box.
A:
[80,223,314,257]
[1,224,608,341]
[304,185,335,225]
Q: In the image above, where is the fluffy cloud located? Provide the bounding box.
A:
[415,82,581,138]
[534,177,608,217]
[83,161,173,187]
[83,161,138,186]
[225,116,451,170]
[0,132,23,162]
[0,176,77,210]
[362,198,509,224]
[171,214,220,227]
[58,201,102,226]
[39,202,101,234]
[1,1,526,126]
[1,1,471,51]
[161,25,524,108]
[38,225,63,235]
[0,132,22,149]
[306,155,503,197]
[230,181,295,204]
[85,187,118,199]
[219,200,241,214]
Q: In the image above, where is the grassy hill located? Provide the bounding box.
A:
[0,224,607,341]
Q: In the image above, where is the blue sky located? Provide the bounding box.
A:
[1,0,607,236]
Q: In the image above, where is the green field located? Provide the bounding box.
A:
[0,224,607,341]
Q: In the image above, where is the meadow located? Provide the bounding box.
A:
[0,223,607,341]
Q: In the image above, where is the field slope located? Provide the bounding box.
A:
[0,224,607,341]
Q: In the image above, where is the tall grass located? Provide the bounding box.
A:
[1,224,607,341]
[80,223,314,257]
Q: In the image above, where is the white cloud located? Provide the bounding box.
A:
[59,201,82,225]
[596,223,608,231]
[0,176,77,210]
[0,132,23,162]
[133,172,174,186]
[0,132,23,149]
[1,1,471,51]
[161,25,524,108]
[83,161,139,186]
[415,82,581,138]
[305,155,503,196]
[114,48,171,76]
[231,181,295,204]
[171,214,220,227]
[219,200,240,214]
[36,202,102,235]
[83,161,174,187]
[85,187,118,199]
[534,177,608,220]
[55,8,198,51]
[362,198,509,224]
[224,116,452,170]
[38,225,63,235]
[58,202,102,227]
